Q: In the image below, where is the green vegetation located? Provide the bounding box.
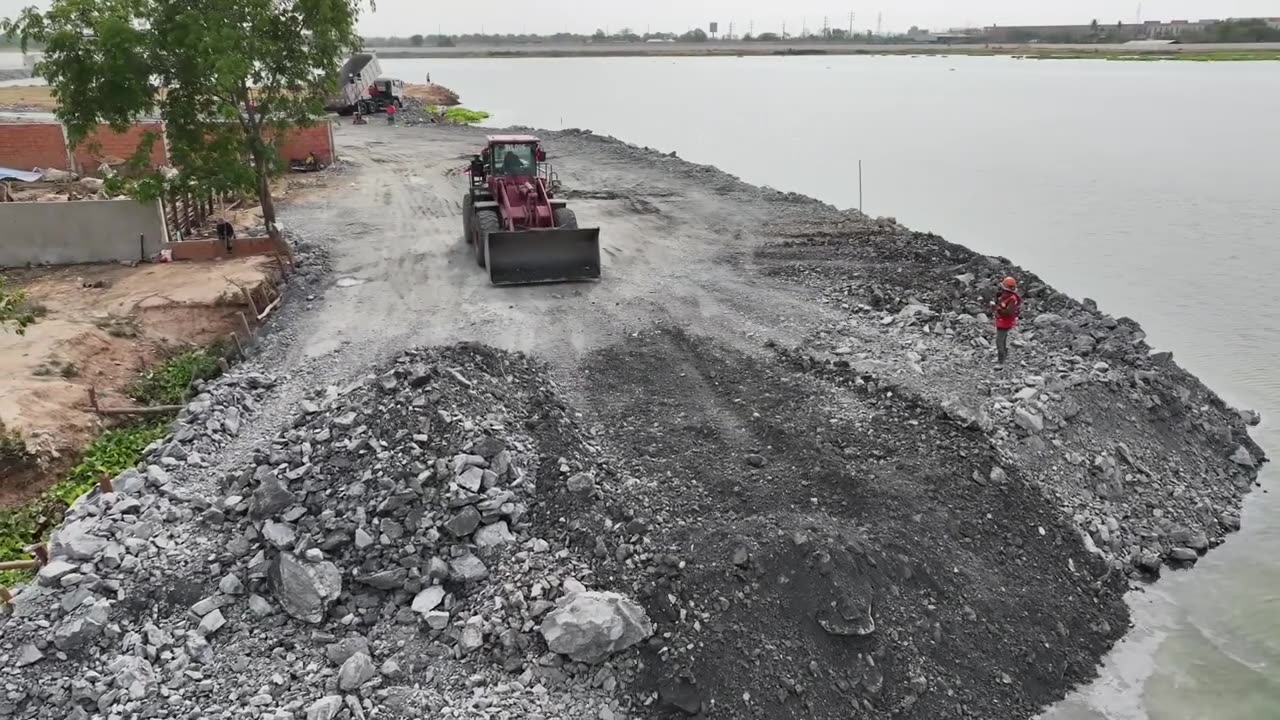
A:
[0,422,167,585]
[3,0,372,242]
[0,277,36,335]
[129,348,222,406]
[442,107,491,124]
[0,421,30,467]
[2,345,221,586]
[419,105,490,124]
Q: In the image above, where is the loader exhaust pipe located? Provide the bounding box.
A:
[485,228,602,286]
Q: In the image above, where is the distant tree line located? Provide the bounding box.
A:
[994,17,1280,44]
[364,27,917,47]
[1184,19,1280,43]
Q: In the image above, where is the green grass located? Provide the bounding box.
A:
[0,422,168,586]
[845,47,1280,62]
[128,349,222,406]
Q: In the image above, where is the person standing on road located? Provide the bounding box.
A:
[993,276,1022,368]
[386,102,398,126]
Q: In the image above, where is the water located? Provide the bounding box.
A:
[381,55,1280,718]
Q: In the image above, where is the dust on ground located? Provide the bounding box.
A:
[0,258,276,505]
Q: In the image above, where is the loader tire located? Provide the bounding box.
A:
[553,208,578,230]
[474,209,500,269]
[462,193,473,244]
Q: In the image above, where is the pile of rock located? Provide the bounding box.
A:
[0,347,652,719]
[768,218,1266,580]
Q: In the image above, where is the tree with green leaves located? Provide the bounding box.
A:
[3,0,371,246]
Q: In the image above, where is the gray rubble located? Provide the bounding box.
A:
[0,348,642,720]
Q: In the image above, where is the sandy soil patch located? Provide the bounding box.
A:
[0,257,277,504]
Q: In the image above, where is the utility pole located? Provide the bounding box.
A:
[782,21,786,38]
[876,12,883,36]
[729,22,735,40]
[823,16,829,38]
[849,11,855,37]
[749,19,754,37]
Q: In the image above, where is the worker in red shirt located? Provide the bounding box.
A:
[993,276,1022,368]
[385,102,398,126]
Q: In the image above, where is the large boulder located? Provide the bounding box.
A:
[50,519,108,561]
[337,652,376,691]
[540,591,652,664]
[269,553,342,624]
[250,472,297,519]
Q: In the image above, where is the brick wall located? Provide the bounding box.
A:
[274,123,336,165]
[0,119,334,176]
[72,122,168,173]
[166,236,276,261]
[0,124,71,171]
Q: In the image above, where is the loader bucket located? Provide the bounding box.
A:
[485,228,602,285]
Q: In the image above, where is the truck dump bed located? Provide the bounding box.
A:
[327,53,382,112]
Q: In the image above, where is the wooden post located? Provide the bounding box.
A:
[239,312,253,339]
[241,287,259,317]
[87,386,100,413]
[0,587,12,605]
[26,544,48,566]
[855,158,865,211]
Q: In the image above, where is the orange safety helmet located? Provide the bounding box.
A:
[1000,276,1018,290]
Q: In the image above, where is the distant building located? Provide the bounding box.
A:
[982,17,1275,42]
[906,26,935,42]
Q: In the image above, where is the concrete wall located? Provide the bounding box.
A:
[0,199,168,267]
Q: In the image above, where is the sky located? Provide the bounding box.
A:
[0,0,1277,36]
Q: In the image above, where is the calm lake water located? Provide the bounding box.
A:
[383,55,1280,719]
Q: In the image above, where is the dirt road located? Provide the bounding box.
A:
[278,124,830,370]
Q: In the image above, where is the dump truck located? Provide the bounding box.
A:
[326,53,404,116]
[463,135,602,285]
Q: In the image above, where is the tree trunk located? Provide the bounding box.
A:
[250,145,292,262]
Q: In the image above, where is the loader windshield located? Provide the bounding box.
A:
[494,144,536,176]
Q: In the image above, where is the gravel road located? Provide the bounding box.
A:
[278,123,828,373]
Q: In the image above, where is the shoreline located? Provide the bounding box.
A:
[367,41,1280,61]
[0,120,1266,719]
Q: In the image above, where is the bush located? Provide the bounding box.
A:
[0,421,29,466]
[128,349,222,406]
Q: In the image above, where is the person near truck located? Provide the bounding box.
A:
[993,276,1022,367]
[386,102,397,125]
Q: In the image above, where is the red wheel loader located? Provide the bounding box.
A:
[463,135,602,285]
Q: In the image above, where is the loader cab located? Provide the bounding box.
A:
[483,135,546,178]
